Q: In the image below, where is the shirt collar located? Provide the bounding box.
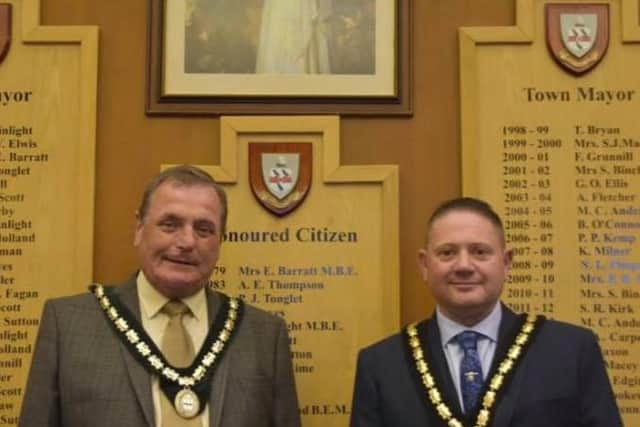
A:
[136,271,207,321]
[436,302,502,347]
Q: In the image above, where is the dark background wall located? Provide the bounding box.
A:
[41,0,515,325]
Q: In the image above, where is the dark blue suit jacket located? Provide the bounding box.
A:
[350,306,622,427]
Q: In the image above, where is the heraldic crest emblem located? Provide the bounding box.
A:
[545,3,609,75]
[249,143,312,216]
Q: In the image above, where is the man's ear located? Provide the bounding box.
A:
[417,249,429,281]
[133,211,143,247]
[503,248,513,272]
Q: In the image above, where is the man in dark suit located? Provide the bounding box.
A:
[19,165,301,427]
[350,197,622,427]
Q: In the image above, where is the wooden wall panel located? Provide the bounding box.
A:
[41,0,515,325]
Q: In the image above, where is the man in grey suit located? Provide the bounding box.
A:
[350,197,622,427]
[19,165,301,427]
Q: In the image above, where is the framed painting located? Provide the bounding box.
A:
[146,0,411,116]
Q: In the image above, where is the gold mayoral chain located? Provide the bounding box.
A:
[405,314,542,427]
[90,283,243,419]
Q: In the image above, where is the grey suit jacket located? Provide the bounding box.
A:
[19,279,301,427]
[350,306,622,427]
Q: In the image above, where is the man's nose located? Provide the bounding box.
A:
[176,227,196,248]
[453,251,474,271]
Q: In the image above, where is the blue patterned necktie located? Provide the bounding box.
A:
[456,331,484,413]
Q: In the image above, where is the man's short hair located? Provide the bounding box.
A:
[137,165,228,235]
[427,197,504,245]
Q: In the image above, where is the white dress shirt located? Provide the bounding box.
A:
[437,302,502,411]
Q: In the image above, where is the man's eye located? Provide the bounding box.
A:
[437,249,455,258]
[472,247,491,258]
[195,225,215,236]
[159,221,177,230]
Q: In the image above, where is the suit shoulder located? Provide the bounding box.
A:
[359,318,434,356]
[206,289,282,325]
[353,330,414,379]
[539,318,596,339]
[238,300,287,329]
[42,281,131,314]
[359,330,405,358]
[531,317,600,351]
[44,290,97,309]
[243,302,280,320]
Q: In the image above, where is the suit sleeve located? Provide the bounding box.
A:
[578,331,623,427]
[18,300,61,427]
[272,317,302,427]
[350,349,384,427]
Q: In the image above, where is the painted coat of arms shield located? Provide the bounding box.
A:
[561,13,597,58]
[249,143,312,216]
[262,153,299,200]
[546,4,609,75]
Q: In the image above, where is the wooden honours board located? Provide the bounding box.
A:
[460,0,640,423]
[0,0,97,424]
[165,116,400,426]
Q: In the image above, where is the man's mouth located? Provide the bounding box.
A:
[165,257,197,266]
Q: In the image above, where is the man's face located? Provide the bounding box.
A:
[418,210,512,326]
[134,181,223,299]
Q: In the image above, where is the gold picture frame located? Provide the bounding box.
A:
[146,0,411,116]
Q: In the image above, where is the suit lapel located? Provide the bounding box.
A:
[423,318,465,418]
[488,306,524,427]
[115,280,156,427]
[205,289,229,427]
[488,305,519,374]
